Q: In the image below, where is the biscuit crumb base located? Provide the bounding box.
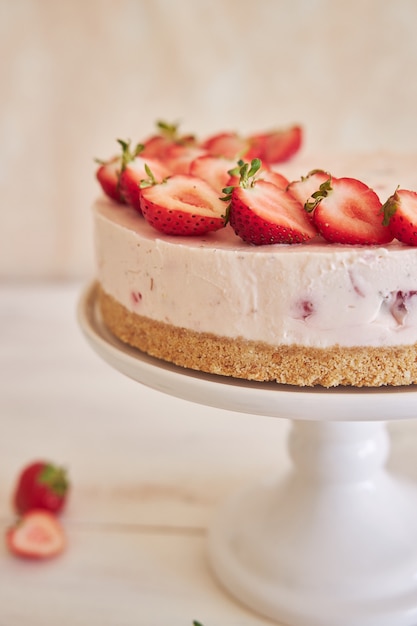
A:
[98,286,417,388]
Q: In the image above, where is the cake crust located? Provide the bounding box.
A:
[98,286,417,388]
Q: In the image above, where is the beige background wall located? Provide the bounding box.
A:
[2,0,417,279]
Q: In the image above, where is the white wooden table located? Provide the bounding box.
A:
[1,282,417,626]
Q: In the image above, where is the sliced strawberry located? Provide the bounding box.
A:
[287,169,332,207]
[119,156,171,212]
[224,159,318,245]
[190,155,237,193]
[247,125,302,163]
[382,188,417,246]
[227,161,289,190]
[140,174,227,236]
[162,144,206,175]
[6,510,65,560]
[307,177,393,245]
[201,131,250,160]
[96,156,125,203]
[142,120,197,161]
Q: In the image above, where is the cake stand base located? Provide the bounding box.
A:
[209,420,417,626]
[78,283,417,626]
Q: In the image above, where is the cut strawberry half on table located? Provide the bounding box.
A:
[307,177,393,245]
[247,125,303,164]
[382,188,417,246]
[223,159,318,245]
[6,510,66,560]
[140,174,227,236]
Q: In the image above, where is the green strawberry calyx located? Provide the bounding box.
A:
[304,177,333,213]
[38,463,69,497]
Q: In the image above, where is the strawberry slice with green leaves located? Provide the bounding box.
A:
[140,173,227,236]
[227,159,289,190]
[287,169,332,207]
[95,155,126,203]
[222,159,318,245]
[382,188,417,246]
[117,139,171,212]
[142,120,197,160]
[6,510,66,560]
[306,177,393,245]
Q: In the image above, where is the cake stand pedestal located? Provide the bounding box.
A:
[78,283,417,626]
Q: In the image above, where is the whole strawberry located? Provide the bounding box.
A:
[13,461,69,515]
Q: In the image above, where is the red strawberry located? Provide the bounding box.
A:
[247,125,302,163]
[142,120,197,161]
[162,143,206,175]
[6,510,65,560]
[96,156,125,203]
[13,460,69,515]
[287,169,332,207]
[382,188,417,246]
[140,174,227,236]
[307,177,393,245]
[119,156,171,212]
[227,160,289,190]
[223,159,318,245]
[201,131,250,160]
[190,155,237,193]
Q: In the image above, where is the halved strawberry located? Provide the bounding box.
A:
[382,188,417,246]
[96,139,144,204]
[201,131,250,160]
[190,155,237,193]
[140,174,227,236]
[6,510,66,560]
[223,159,318,245]
[119,155,171,212]
[141,120,197,161]
[227,160,289,190]
[96,156,125,203]
[247,125,302,163]
[287,169,331,207]
[307,177,393,245]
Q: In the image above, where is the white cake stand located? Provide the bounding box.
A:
[78,283,417,626]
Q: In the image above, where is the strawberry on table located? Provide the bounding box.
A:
[6,510,65,560]
[13,460,69,515]
[305,177,393,245]
[140,174,228,236]
[222,159,318,245]
[382,188,417,246]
